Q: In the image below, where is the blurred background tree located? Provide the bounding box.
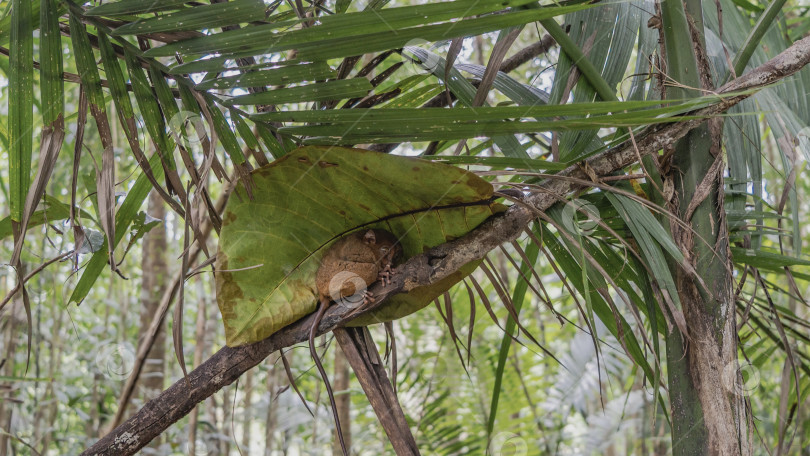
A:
[0,0,809,454]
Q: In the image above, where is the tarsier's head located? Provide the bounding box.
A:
[362,229,402,266]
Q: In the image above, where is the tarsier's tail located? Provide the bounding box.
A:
[309,298,349,456]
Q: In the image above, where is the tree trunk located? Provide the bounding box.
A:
[659,1,752,454]
[242,368,253,454]
[130,190,168,450]
[221,384,233,455]
[334,327,419,456]
[188,279,209,455]
[0,267,25,456]
[35,292,64,453]
[137,190,168,402]
[264,352,280,456]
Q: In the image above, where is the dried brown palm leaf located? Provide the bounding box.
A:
[755,269,801,439]
[69,88,89,270]
[468,274,509,339]
[463,280,476,366]
[481,257,558,363]
[498,244,547,312]
[511,235,563,323]
[280,349,314,417]
[434,292,469,374]
[173,186,193,387]
[383,321,398,396]
[10,123,65,266]
[539,211,659,370]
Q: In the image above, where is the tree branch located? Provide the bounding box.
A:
[81,36,810,456]
[500,34,556,74]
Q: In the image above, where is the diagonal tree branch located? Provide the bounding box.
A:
[81,36,810,456]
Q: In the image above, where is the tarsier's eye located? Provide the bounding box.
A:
[380,247,389,254]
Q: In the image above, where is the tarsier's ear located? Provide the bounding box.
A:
[363,230,376,244]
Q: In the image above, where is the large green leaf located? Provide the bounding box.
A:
[215,146,505,346]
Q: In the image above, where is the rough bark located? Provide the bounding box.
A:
[334,328,419,456]
[81,36,810,456]
[661,1,752,454]
[499,34,555,74]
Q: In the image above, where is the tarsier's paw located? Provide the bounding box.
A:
[378,264,394,286]
[378,271,392,286]
[362,290,376,306]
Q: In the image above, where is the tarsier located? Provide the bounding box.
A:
[309,229,402,455]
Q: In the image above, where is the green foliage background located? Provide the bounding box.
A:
[0,0,808,454]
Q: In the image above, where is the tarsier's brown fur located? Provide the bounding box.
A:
[309,229,401,456]
[315,229,400,306]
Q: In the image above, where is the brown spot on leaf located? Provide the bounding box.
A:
[412,166,420,171]
[215,255,246,304]
[298,157,311,164]
[223,211,238,225]
[220,279,245,301]
[318,161,338,168]
[358,203,370,211]
[465,175,493,197]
